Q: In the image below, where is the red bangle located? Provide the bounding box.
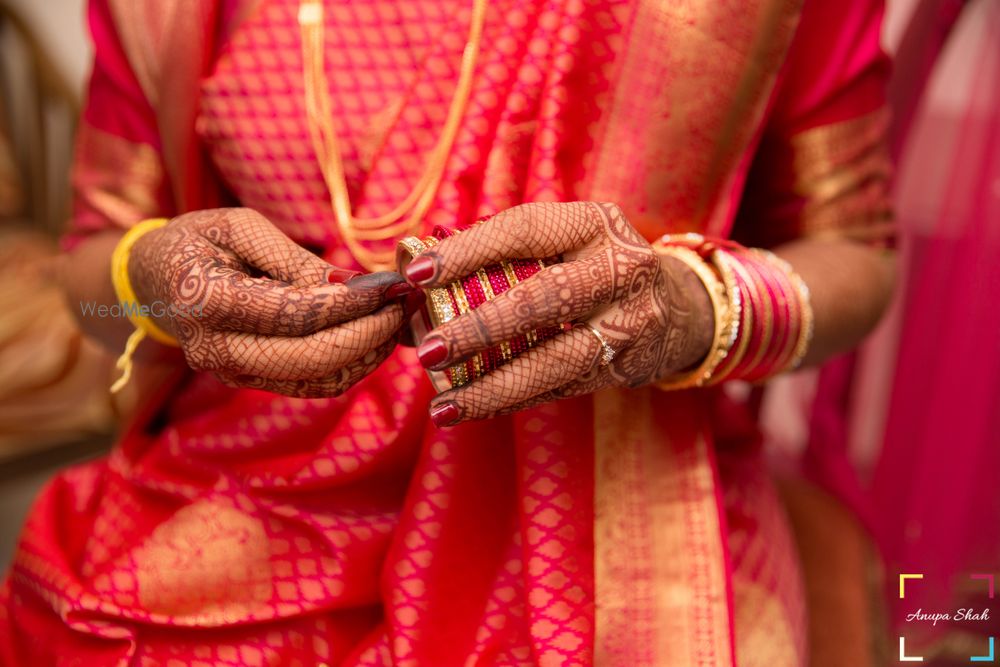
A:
[652,234,813,387]
[397,224,565,391]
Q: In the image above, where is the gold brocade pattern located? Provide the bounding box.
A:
[71,123,164,229]
[133,500,272,624]
[196,0,474,254]
[585,0,804,239]
[733,582,799,667]
[594,388,733,666]
[107,0,225,212]
[790,107,894,242]
[735,105,894,248]
[27,0,852,662]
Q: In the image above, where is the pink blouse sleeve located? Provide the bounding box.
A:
[63,0,174,249]
[732,0,895,249]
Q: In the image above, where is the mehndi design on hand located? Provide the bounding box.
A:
[404,202,713,425]
[129,208,416,398]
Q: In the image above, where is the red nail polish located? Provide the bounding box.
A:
[416,337,448,368]
[385,282,415,300]
[405,256,435,285]
[328,269,362,283]
[429,402,459,428]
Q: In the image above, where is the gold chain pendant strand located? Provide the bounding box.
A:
[299,0,487,271]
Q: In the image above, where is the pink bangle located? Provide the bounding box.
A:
[742,254,792,382]
[652,234,813,387]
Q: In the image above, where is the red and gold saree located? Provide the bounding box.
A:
[1,0,892,664]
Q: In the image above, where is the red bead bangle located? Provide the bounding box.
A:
[397,225,565,391]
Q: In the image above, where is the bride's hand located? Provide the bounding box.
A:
[403,202,713,426]
[129,208,416,397]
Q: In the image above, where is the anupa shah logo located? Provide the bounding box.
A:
[897,573,995,663]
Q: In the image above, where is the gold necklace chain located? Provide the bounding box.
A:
[298,0,487,271]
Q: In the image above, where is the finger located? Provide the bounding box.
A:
[173,257,409,336]
[216,337,398,398]
[488,365,614,418]
[427,326,605,426]
[183,303,404,381]
[181,207,346,286]
[417,254,614,369]
[403,202,614,287]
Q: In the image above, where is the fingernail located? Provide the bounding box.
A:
[429,401,460,428]
[328,268,362,283]
[416,336,448,368]
[385,282,416,300]
[402,290,426,318]
[345,271,407,292]
[405,256,436,285]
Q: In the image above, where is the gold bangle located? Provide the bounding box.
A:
[448,279,474,385]
[705,250,754,384]
[653,244,740,390]
[109,218,178,393]
[784,266,814,371]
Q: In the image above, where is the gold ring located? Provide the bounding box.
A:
[581,323,615,367]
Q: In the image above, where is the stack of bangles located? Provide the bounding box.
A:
[653,233,814,390]
[398,223,571,392]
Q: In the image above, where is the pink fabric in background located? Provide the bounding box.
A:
[872,0,1000,636]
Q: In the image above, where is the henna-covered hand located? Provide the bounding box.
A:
[402,202,714,425]
[129,208,419,398]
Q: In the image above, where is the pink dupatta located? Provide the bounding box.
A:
[872,0,1000,647]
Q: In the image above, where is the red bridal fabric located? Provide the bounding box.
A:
[1,0,891,665]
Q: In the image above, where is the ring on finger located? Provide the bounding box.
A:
[579,323,616,367]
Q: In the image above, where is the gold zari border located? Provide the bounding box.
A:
[595,388,733,665]
[71,123,164,229]
[790,108,895,244]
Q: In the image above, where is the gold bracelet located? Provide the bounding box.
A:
[786,270,814,370]
[109,218,178,393]
[653,243,740,390]
[705,249,754,384]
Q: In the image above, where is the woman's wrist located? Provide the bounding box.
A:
[658,253,715,371]
[127,224,175,335]
[62,229,135,350]
[652,234,814,388]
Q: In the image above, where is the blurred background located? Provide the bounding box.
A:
[0,0,111,572]
[0,0,995,663]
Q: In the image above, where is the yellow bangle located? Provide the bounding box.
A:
[109,218,178,393]
[653,243,741,390]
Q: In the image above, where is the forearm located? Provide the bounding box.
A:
[657,236,896,380]
[658,254,715,369]
[60,230,134,351]
[775,238,896,366]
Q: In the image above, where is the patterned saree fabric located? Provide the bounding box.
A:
[1,0,891,665]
